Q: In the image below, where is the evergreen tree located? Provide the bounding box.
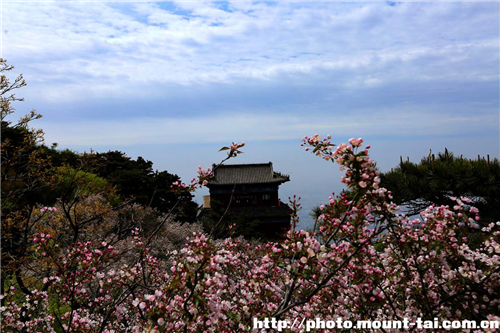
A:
[381,149,500,223]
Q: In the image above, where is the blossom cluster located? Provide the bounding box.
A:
[2,136,499,333]
[171,142,244,194]
[171,166,214,194]
[40,206,57,213]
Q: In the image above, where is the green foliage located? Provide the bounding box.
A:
[1,118,49,214]
[1,59,54,303]
[49,165,120,205]
[41,146,80,167]
[90,151,198,222]
[381,149,500,223]
[37,147,198,222]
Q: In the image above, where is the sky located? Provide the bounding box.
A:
[2,0,499,229]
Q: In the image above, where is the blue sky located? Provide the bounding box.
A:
[3,1,499,228]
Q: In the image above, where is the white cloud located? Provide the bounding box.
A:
[4,2,497,92]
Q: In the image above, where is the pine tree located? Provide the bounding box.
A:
[381,149,500,223]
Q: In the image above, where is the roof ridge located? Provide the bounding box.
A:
[207,161,289,185]
[216,162,273,167]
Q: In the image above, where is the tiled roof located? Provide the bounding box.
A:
[208,162,290,185]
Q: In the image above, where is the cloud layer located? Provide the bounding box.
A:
[5,1,499,142]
